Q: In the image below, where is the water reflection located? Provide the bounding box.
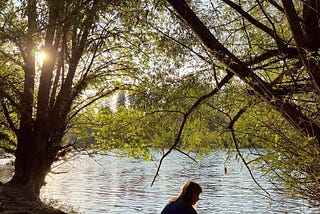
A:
[40,151,319,213]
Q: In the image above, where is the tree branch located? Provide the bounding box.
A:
[67,86,119,123]
[281,0,308,48]
[245,48,298,66]
[282,0,320,91]
[222,0,287,51]
[36,0,60,131]
[151,71,233,186]
[227,105,271,198]
[267,0,285,13]
[0,101,18,135]
[50,0,99,130]
[144,20,210,63]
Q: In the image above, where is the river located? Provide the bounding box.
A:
[37,150,319,213]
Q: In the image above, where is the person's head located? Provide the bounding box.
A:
[171,180,202,206]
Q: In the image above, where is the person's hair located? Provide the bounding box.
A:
[169,180,202,205]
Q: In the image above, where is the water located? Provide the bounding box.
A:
[39,150,320,213]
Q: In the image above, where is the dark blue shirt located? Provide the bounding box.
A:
[161,200,197,214]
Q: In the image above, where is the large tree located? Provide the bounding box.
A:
[0,0,105,200]
[0,0,167,207]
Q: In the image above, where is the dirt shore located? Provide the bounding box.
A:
[0,184,66,214]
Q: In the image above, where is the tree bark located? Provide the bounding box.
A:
[8,131,56,200]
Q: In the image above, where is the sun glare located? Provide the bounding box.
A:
[38,51,47,64]
[35,49,48,67]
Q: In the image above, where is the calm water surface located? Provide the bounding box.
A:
[39,151,319,213]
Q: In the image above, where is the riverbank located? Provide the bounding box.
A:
[0,157,68,214]
[0,184,66,214]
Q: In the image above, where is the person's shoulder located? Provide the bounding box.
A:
[179,201,198,214]
[161,203,173,214]
[161,201,182,214]
[161,201,197,214]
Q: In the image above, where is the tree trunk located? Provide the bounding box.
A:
[7,131,56,200]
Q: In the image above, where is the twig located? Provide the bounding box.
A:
[175,148,199,164]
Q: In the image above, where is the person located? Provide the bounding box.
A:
[161,180,202,214]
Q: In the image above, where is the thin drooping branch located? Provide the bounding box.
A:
[239,1,253,61]
[176,148,199,164]
[67,86,119,122]
[151,71,234,186]
[145,20,210,63]
[227,105,271,198]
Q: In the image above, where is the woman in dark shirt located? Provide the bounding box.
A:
[161,180,202,214]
